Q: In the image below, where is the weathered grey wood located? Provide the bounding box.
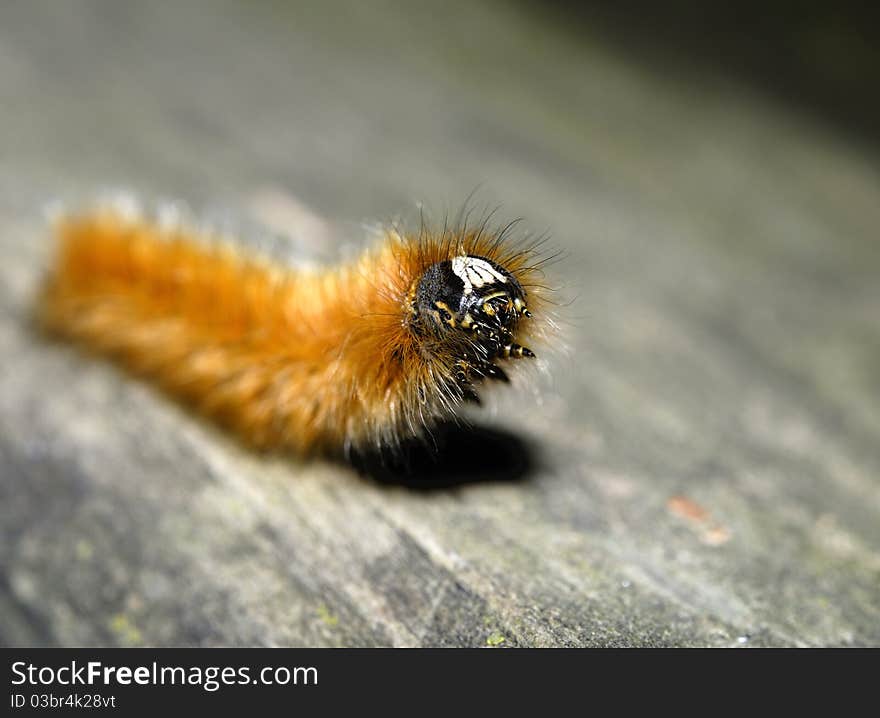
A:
[1,0,879,647]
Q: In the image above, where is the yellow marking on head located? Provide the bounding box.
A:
[406,278,420,315]
[482,290,508,303]
[434,300,456,326]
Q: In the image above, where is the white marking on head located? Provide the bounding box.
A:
[451,256,507,295]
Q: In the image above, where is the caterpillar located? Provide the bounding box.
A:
[37,202,554,457]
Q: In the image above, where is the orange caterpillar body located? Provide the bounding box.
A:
[38,207,550,455]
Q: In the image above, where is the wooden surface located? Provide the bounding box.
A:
[1,0,879,647]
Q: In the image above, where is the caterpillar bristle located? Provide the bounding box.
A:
[37,202,555,457]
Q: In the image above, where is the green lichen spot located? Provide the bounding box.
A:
[75,540,93,560]
[108,613,144,647]
[486,632,506,647]
[317,603,339,627]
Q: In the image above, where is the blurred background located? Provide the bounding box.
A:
[1,1,878,647]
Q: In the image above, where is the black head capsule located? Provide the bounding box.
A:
[412,255,534,388]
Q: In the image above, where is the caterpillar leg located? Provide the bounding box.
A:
[455,358,510,386]
[453,360,482,404]
[500,343,535,359]
[461,387,482,405]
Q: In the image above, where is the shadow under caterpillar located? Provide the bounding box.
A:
[348,421,536,489]
[37,204,555,458]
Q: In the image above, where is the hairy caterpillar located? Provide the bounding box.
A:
[37,203,553,457]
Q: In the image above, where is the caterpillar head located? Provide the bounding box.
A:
[413,255,534,388]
